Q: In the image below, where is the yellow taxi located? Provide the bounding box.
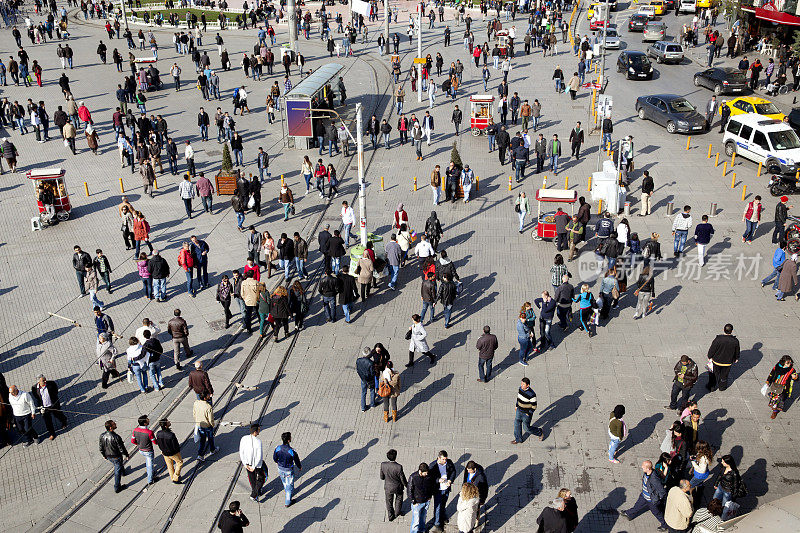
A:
[650,0,666,15]
[723,96,786,121]
[696,0,715,8]
[588,2,599,19]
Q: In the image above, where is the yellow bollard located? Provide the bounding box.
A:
[508,176,512,191]
[119,177,124,194]
[598,199,603,213]
[731,152,736,167]
[542,175,547,189]
[686,136,691,150]
[564,176,569,189]
[707,144,713,158]
[413,176,417,191]
[796,170,799,181]
[441,175,445,192]
[381,176,385,191]
[588,175,592,191]
[730,172,736,189]
[154,178,158,190]
[741,184,747,201]
[714,153,720,167]
[757,161,762,176]
[83,181,89,197]
[281,174,285,185]
[722,161,727,177]
[475,176,479,191]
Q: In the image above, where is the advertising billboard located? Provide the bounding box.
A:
[286,99,313,137]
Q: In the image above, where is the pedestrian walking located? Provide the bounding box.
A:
[407,314,434,367]
[167,309,192,370]
[240,423,267,502]
[156,419,183,484]
[8,385,37,446]
[672,206,693,257]
[100,420,130,492]
[664,480,694,533]
[619,460,669,531]
[380,449,408,522]
[515,191,530,233]
[30,375,68,441]
[476,325,499,381]
[705,323,740,392]
[776,253,798,300]
[765,355,798,419]
[741,195,763,244]
[379,361,401,423]
[409,463,435,533]
[694,215,715,267]
[608,404,627,464]
[667,355,698,412]
[96,333,120,389]
[572,284,596,336]
[537,498,569,532]
[131,415,157,485]
[511,377,542,444]
[193,392,219,461]
[218,501,249,532]
[273,431,302,507]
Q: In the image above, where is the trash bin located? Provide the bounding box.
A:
[348,233,386,277]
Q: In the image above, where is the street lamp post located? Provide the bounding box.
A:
[417,2,423,103]
[119,0,129,31]
[596,11,608,173]
[384,0,390,55]
[287,0,298,52]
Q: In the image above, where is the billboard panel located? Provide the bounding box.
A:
[286,99,313,137]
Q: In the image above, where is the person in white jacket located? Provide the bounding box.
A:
[240,423,266,502]
[9,385,37,446]
[407,313,434,367]
[671,205,693,257]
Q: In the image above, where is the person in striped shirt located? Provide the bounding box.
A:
[511,378,543,444]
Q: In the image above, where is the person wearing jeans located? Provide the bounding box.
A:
[101,420,130,492]
[535,293,556,351]
[515,192,530,233]
[194,393,218,460]
[408,463,434,533]
[608,405,626,463]
[516,313,533,365]
[512,378,542,443]
[671,205,693,257]
[131,416,157,484]
[762,244,786,290]
[273,432,302,507]
[620,460,668,529]
[741,196,762,244]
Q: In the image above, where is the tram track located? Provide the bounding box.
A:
[44,12,421,532]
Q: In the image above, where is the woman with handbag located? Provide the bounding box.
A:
[379,361,401,422]
[711,455,743,509]
[136,252,153,300]
[514,192,530,233]
[288,281,308,331]
[261,231,277,278]
[407,313,434,367]
[257,282,271,337]
[598,268,619,320]
[133,211,154,258]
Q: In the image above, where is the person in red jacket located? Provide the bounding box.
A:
[131,414,157,485]
[742,195,763,244]
[178,242,196,297]
[243,257,260,281]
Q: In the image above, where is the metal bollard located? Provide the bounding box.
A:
[722,161,727,177]
[709,202,718,217]
[757,161,762,177]
[665,201,674,216]
[588,175,592,191]
[84,182,89,197]
[624,201,630,216]
[508,176,512,191]
[154,178,158,190]
[686,136,691,150]
[598,199,603,213]
[414,176,417,191]
[119,177,124,194]
[730,172,736,189]
[542,175,547,189]
[731,152,736,167]
[475,176,479,191]
[742,184,747,201]
[381,176,385,191]
[714,153,720,167]
[564,176,569,189]
[707,144,712,158]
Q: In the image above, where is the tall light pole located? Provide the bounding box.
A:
[356,103,367,246]
[287,0,298,52]
[119,0,129,31]
[417,1,422,103]
[384,0,390,55]
[595,7,608,173]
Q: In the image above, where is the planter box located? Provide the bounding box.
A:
[215,169,239,195]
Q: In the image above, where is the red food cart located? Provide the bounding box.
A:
[28,168,71,223]
[496,29,511,58]
[533,188,578,241]
[469,95,495,136]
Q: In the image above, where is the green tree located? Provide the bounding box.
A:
[450,142,463,169]
[221,142,233,172]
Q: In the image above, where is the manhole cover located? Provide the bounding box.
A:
[208,319,227,332]
[206,150,222,156]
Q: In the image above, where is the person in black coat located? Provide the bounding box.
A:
[248,175,261,216]
[463,461,488,505]
[408,463,436,525]
[706,323,740,392]
[337,264,359,323]
[155,419,183,483]
[496,126,511,165]
[30,375,68,440]
[276,233,295,280]
[380,449,408,521]
[536,498,568,533]
[429,451,457,529]
[218,501,249,533]
[318,224,332,272]
[328,230,347,273]
[569,122,584,159]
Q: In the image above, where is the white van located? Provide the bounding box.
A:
[723,114,800,174]
[678,0,697,13]
[637,5,656,18]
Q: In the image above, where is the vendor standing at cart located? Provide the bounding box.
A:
[38,184,55,222]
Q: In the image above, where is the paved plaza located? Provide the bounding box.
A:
[0,1,798,532]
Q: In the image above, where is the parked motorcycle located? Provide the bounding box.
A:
[767,165,800,197]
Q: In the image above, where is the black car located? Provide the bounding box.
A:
[693,67,748,95]
[635,94,708,134]
[617,51,654,80]
[628,14,648,32]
